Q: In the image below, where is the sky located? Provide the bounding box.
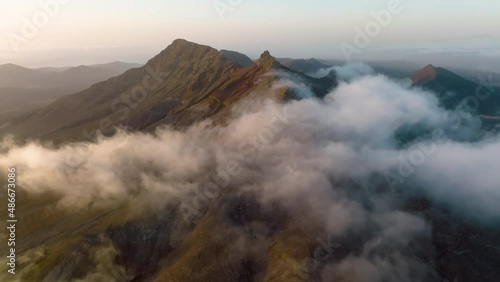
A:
[0,0,499,71]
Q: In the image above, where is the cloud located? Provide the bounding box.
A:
[313,63,375,81]
[410,138,500,221]
[1,71,499,280]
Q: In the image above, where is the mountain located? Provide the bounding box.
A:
[443,68,500,87]
[220,50,255,67]
[0,39,340,281]
[411,65,500,117]
[0,63,42,87]
[35,66,71,72]
[34,62,141,74]
[278,58,331,74]
[0,62,141,88]
[277,58,423,79]
[411,64,437,84]
[1,39,335,143]
[89,61,143,73]
[0,62,142,114]
[3,41,500,282]
[55,62,142,85]
[365,60,422,78]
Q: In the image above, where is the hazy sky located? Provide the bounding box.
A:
[0,0,499,70]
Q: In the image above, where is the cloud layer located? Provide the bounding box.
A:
[1,72,499,281]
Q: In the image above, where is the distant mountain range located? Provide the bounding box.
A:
[1,40,335,142]
[0,61,142,115]
[279,57,500,85]
[276,58,500,119]
[3,41,500,142]
[277,58,331,74]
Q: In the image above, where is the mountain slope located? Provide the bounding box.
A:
[0,64,43,87]
[89,61,143,73]
[0,39,339,282]
[1,42,500,282]
[220,50,255,67]
[278,58,331,74]
[0,62,142,114]
[1,39,335,143]
[0,62,141,88]
[411,65,500,116]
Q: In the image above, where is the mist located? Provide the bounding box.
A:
[1,71,499,281]
[313,63,375,81]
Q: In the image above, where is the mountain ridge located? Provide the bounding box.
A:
[0,39,336,143]
[1,40,500,282]
[219,49,254,67]
[411,64,500,117]
[279,58,331,74]
[410,64,437,84]
[0,61,143,115]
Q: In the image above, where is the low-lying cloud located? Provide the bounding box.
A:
[1,71,499,281]
[313,62,375,81]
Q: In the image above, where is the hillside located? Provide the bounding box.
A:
[220,50,255,67]
[1,40,336,143]
[0,39,341,281]
[0,62,142,114]
[0,62,141,88]
[411,65,500,116]
[278,58,331,74]
[1,41,499,282]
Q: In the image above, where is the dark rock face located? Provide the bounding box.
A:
[428,211,500,282]
[108,218,174,280]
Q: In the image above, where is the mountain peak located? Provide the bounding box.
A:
[171,38,189,45]
[259,50,275,62]
[424,64,436,70]
[0,63,31,71]
[280,58,331,74]
[0,63,20,67]
[411,64,438,84]
[162,39,213,55]
[148,39,222,71]
[219,50,254,67]
[256,50,280,71]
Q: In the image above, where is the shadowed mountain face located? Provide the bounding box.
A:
[1,40,336,143]
[278,58,331,74]
[0,61,141,88]
[410,64,437,85]
[2,40,500,282]
[220,50,255,68]
[0,62,142,114]
[411,64,500,117]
